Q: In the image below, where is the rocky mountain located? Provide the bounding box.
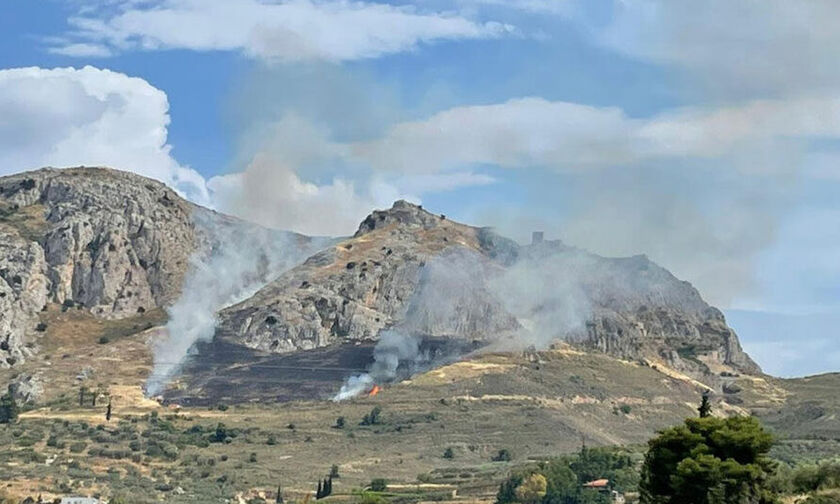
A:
[1,168,758,396]
[215,200,759,384]
[0,167,318,370]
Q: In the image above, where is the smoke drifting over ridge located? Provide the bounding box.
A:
[145,211,328,396]
[333,245,597,400]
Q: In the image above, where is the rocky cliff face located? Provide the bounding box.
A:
[1,167,219,367]
[216,201,520,353]
[217,201,760,381]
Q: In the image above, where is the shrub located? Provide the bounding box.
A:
[361,407,383,426]
[369,478,388,492]
[98,336,110,344]
[620,404,632,415]
[335,416,346,429]
[211,423,228,443]
[249,452,258,463]
[267,434,277,445]
[145,444,163,458]
[492,449,512,462]
[514,474,547,504]
[69,441,87,453]
[443,448,454,459]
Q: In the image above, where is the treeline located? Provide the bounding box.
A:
[496,447,639,504]
[496,396,840,504]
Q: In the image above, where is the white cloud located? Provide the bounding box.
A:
[353,95,840,174]
[47,42,113,58]
[346,94,840,307]
[461,0,574,15]
[57,0,512,62]
[0,67,423,237]
[592,0,840,96]
[0,66,208,202]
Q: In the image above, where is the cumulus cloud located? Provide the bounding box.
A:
[0,66,208,202]
[0,65,499,239]
[353,96,840,174]
[55,0,513,62]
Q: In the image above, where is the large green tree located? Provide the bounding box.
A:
[640,416,777,504]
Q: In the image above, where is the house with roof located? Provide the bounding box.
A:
[582,479,626,504]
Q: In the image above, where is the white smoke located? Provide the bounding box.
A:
[145,211,326,396]
[333,330,423,401]
[333,244,597,400]
[489,246,593,349]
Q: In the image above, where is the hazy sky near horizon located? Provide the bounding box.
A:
[1,1,838,376]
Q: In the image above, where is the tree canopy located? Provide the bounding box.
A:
[640,416,777,504]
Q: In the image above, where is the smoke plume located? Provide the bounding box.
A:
[332,244,599,400]
[333,330,426,401]
[145,210,326,396]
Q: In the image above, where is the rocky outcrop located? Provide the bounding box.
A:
[516,245,761,375]
[1,168,204,316]
[216,201,519,352]
[217,201,760,381]
[1,167,237,368]
[0,230,49,366]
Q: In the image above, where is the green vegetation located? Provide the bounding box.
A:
[361,406,383,426]
[493,449,513,462]
[639,415,776,503]
[497,446,639,504]
[370,478,388,492]
[0,388,18,424]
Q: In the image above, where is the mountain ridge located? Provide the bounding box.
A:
[2,167,757,400]
[214,198,759,393]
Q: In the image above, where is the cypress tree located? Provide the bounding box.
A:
[79,386,86,407]
[0,389,18,424]
[106,399,112,421]
[698,391,712,418]
[316,479,323,499]
[276,484,283,504]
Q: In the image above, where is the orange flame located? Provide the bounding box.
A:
[368,385,382,397]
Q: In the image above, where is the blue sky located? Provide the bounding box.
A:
[1,0,838,376]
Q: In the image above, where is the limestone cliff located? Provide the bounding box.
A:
[0,167,256,368]
[216,201,760,380]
